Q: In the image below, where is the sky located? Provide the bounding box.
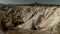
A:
[0,0,60,4]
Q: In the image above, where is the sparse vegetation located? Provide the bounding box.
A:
[55,22,60,34]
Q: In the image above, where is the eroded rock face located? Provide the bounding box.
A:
[0,5,60,34]
[16,6,59,29]
[15,6,60,34]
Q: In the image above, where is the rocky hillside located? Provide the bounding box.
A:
[0,4,60,34]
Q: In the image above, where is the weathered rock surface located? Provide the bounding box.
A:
[0,4,60,34]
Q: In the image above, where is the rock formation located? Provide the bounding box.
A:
[0,4,60,34]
